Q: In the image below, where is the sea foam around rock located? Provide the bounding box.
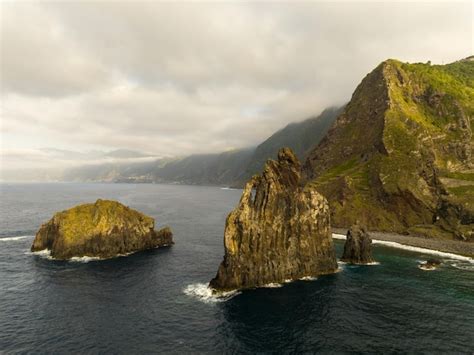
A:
[333,233,474,264]
[183,283,240,303]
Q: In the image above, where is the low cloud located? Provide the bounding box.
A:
[1,1,472,179]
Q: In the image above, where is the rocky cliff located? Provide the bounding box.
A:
[304,58,474,241]
[341,224,375,264]
[209,148,338,292]
[31,199,173,259]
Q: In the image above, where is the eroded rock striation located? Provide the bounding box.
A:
[209,148,338,291]
[31,199,173,260]
[341,224,375,264]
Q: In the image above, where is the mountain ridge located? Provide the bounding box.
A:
[62,107,341,186]
[304,57,474,240]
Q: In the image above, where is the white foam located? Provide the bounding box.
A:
[332,233,346,240]
[449,263,474,271]
[372,240,474,264]
[300,276,318,281]
[0,235,34,242]
[69,255,103,263]
[28,249,53,260]
[183,283,240,303]
[27,249,137,262]
[365,261,381,265]
[262,282,283,288]
[332,233,474,264]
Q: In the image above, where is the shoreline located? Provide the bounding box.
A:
[332,228,474,258]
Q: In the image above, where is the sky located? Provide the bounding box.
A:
[0,0,473,179]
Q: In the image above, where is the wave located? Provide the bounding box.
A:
[300,276,318,281]
[0,235,34,242]
[372,240,474,264]
[184,277,319,301]
[449,263,474,271]
[332,233,346,240]
[28,249,53,260]
[183,283,240,303]
[28,249,108,263]
[332,233,474,264]
[262,282,283,288]
[69,256,103,263]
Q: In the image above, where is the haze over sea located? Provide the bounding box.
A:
[0,183,473,353]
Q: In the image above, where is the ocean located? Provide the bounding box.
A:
[0,183,473,353]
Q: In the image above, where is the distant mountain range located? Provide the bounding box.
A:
[63,106,342,186]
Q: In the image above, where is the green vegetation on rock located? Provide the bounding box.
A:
[31,199,173,259]
[304,57,474,241]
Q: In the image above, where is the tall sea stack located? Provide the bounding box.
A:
[210,148,338,292]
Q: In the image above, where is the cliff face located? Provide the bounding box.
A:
[304,58,474,241]
[210,148,338,291]
[31,199,173,259]
[341,224,375,264]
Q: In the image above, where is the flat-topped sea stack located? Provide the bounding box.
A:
[341,224,375,264]
[209,148,338,292]
[31,199,173,260]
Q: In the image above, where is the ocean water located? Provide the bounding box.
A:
[0,183,473,354]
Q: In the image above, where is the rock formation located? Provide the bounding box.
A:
[304,57,474,241]
[419,258,442,270]
[209,148,338,292]
[341,224,375,264]
[31,199,173,260]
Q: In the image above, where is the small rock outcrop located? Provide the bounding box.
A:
[209,148,338,292]
[31,199,173,260]
[341,224,375,264]
[419,258,441,270]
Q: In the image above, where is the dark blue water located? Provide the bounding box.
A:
[1,183,473,353]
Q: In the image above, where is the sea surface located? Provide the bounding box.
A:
[0,183,473,354]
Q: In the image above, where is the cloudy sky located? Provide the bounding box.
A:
[1,0,472,178]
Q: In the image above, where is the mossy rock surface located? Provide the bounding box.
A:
[31,199,173,259]
[304,57,474,241]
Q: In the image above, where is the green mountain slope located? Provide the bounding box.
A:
[152,148,255,186]
[304,57,474,241]
[62,107,340,186]
[241,107,342,182]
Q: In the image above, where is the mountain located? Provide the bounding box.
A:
[241,106,343,182]
[304,57,474,241]
[62,107,341,186]
[152,148,255,186]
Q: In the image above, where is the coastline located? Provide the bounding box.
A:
[332,228,474,258]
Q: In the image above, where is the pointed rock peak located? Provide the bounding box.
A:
[277,147,299,165]
[209,147,337,291]
[263,147,301,189]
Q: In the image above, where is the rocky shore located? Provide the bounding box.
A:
[333,228,474,257]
